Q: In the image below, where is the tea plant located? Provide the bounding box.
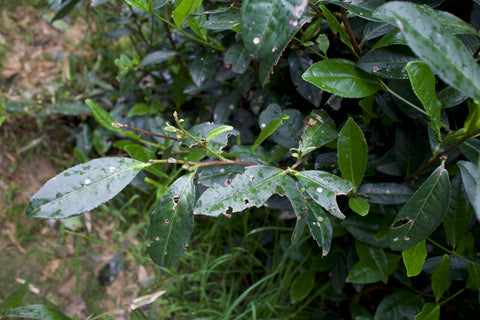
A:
[24,0,480,318]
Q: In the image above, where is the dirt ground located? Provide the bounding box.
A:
[0,2,161,318]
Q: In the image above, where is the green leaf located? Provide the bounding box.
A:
[375,2,480,101]
[389,165,451,251]
[173,0,202,27]
[251,114,289,155]
[432,254,450,301]
[280,177,308,245]
[290,270,316,303]
[295,170,354,219]
[183,122,239,153]
[190,48,218,87]
[288,51,324,108]
[338,118,368,187]
[147,173,195,266]
[85,99,140,140]
[302,59,383,98]
[258,103,303,149]
[342,214,389,248]
[203,6,241,31]
[26,158,146,219]
[4,305,71,320]
[356,241,389,283]
[306,201,332,256]
[123,0,149,12]
[437,86,468,108]
[406,61,442,134]
[356,46,418,79]
[194,166,286,217]
[464,100,480,134]
[346,253,400,284]
[124,145,168,179]
[320,5,357,56]
[241,0,309,85]
[414,303,440,320]
[298,110,337,157]
[0,283,28,314]
[358,183,415,204]
[402,239,427,277]
[468,263,480,291]
[138,51,176,68]
[224,42,252,74]
[187,5,208,40]
[457,161,480,221]
[51,0,81,23]
[128,102,166,116]
[321,0,386,22]
[374,292,423,320]
[443,175,473,249]
[349,197,370,216]
[206,125,234,142]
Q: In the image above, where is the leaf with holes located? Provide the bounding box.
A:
[389,166,451,251]
[194,165,286,217]
[147,173,196,266]
[295,170,354,219]
[302,59,383,98]
[26,158,147,219]
[306,201,332,256]
[338,118,368,187]
[298,110,337,157]
[241,0,309,85]
[375,2,480,101]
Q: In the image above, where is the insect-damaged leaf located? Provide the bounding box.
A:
[26,158,146,219]
[389,166,451,251]
[279,177,308,246]
[298,110,337,157]
[194,166,286,217]
[295,170,354,219]
[306,201,332,256]
[241,0,309,85]
[147,173,196,266]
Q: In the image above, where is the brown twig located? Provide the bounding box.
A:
[340,8,362,57]
[112,122,179,141]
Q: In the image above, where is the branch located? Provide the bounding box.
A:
[112,122,179,141]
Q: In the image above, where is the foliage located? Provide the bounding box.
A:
[18,0,480,318]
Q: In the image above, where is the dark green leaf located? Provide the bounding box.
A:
[197,165,246,187]
[288,51,323,108]
[414,303,440,320]
[302,59,383,98]
[321,0,386,21]
[252,113,289,155]
[295,170,354,219]
[375,2,480,101]
[358,183,415,204]
[389,166,451,251]
[394,126,424,176]
[406,61,442,134]
[458,161,480,221]
[258,103,303,149]
[374,292,423,320]
[356,241,388,283]
[203,7,241,31]
[4,305,71,320]
[26,158,146,219]
[459,138,480,164]
[437,86,468,108]
[402,239,427,277]
[306,201,332,256]
[224,42,252,74]
[147,173,196,266]
[290,270,316,303]
[280,177,308,245]
[298,110,337,157]
[51,0,81,23]
[124,145,168,179]
[138,51,176,67]
[194,166,286,217]
[241,0,309,84]
[356,46,418,79]
[338,118,368,187]
[464,100,480,134]
[343,214,389,248]
[346,253,400,284]
[468,263,480,291]
[190,49,218,87]
[128,102,166,116]
[432,254,450,301]
[0,283,28,314]
[320,5,357,55]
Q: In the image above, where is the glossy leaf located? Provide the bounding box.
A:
[375,2,480,101]
[281,177,308,245]
[295,170,354,219]
[290,270,315,303]
[173,0,202,27]
[356,46,418,79]
[302,59,383,98]
[4,305,71,320]
[321,0,386,21]
[443,175,473,248]
[288,50,323,108]
[241,0,309,84]
[206,125,234,142]
[147,173,196,266]
[346,253,400,284]
[298,110,337,157]
[26,158,146,219]
[349,197,370,216]
[252,112,289,155]
[406,61,442,134]
[203,6,241,31]
[258,103,303,149]
[374,292,423,320]
[414,303,440,320]
[306,201,332,256]
[464,100,480,134]
[358,183,415,204]
[194,166,286,217]
[190,49,218,87]
[389,166,451,251]
[338,118,368,187]
[320,5,356,56]
[437,86,468,108]
[224,42,251,74]
[457,161,480,221]
[402,239,427,277]
[432,254,450,301]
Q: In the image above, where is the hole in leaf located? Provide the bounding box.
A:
[244,198,250,205]
[390,217,414,229]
